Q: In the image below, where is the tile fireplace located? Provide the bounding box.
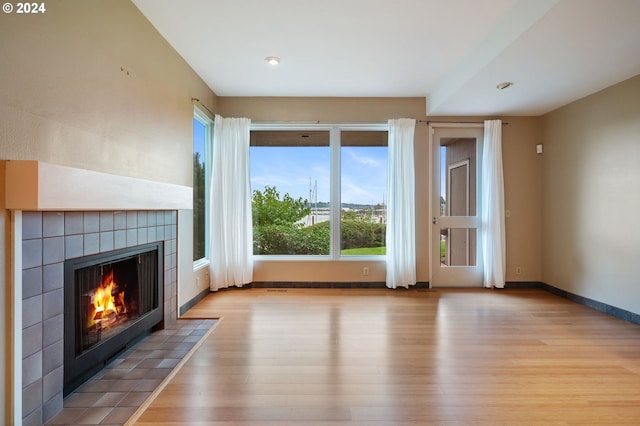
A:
[6,160,191,425]
[21,210,177,425]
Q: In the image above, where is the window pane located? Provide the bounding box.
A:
[340,131,388,256]
[193,118,206,261]
[440,138,477,217]
[250,131,330,255]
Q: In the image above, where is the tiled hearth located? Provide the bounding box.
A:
[45,318,216,426]
[21,210,179,425]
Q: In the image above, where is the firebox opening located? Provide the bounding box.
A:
[64,242,163,396]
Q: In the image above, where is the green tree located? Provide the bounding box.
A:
[252,186,310,226]
[341,209,358,221]
[193,152,205,260]
[253,186,330,255]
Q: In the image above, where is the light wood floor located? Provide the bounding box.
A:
[130,288,640,425]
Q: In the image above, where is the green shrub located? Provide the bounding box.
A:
[253,222,330,255]
[340,220,385,250]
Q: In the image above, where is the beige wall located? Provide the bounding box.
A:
[502,117,543,281]
[0,1,216,419]
[541,74,640,315]
[0,0,216,183]
[219,98,542,284]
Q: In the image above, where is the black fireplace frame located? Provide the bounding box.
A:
[63,241,164,395]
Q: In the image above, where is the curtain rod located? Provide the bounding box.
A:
[419,120,508,125]
[251,120,387,125]
[192,108,508,126]
[251,119,504,125]
[191,98,215,118]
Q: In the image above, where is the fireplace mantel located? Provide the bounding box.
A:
[5,160,191,211]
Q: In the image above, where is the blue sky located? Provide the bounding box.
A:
[193,119,206,161]
[340,146,388,205]
[250,146,388,205]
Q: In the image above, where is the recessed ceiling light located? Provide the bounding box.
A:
[265,56,281,65]
[496,82,514,90]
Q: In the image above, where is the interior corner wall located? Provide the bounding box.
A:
[500,117,543,282]
[178,209,210,309]
[541,74,640,315]
[0,0,216,419]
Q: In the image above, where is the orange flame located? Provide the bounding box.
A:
[87,268,126,328]
[95,271,117,313]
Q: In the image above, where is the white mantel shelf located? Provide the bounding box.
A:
[4,160,192,211]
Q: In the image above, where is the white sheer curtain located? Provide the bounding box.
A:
[386,118,417,289]
[209,115,253,291]
[480,119,505,288]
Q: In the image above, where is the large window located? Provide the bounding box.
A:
[193,110,211,262]
[250,125,387,257]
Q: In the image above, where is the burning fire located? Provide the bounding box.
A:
[87,268,127,329]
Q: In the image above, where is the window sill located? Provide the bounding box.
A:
[193,258,210,271]
[252,255,386,262]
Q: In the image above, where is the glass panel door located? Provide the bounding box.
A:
[431,126,483,287]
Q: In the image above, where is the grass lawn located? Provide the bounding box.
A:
[341,246,386,255]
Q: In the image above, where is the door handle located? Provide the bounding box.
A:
[432,217,438,225]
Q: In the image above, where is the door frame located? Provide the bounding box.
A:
[428,123,484,287]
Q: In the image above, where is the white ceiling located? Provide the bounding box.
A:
[132,0,640,116]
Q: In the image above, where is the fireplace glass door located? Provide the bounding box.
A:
[75,250,158,354]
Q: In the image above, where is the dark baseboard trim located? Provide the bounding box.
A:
[248,281,431,289]
[179,287,211,316]
[504,281,542,289]
[541,282,640,326]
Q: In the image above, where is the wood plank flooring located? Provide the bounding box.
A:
[130,288,640,425]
